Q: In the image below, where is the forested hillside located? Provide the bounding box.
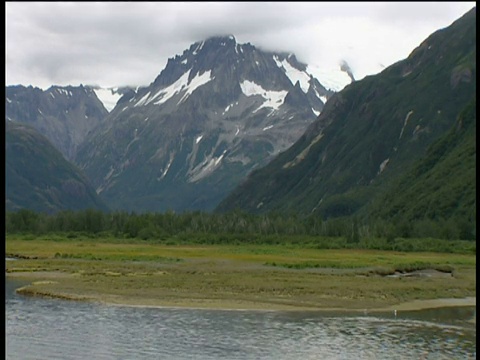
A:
[6,121,109,213]
[216,8,476,241]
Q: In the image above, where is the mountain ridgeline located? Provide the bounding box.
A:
[4,7,476,239]
[74,35,338,212]
[5,121,109,213]
[6,85,108,161]
[216,8,476,235]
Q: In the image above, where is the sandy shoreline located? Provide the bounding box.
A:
[8,272,476,314]
[103,297,477,314]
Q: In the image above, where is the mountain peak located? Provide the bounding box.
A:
[76,35,337,212]
[204,34,237,44]
[186,34,237,56]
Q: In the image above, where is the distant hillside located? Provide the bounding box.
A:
[5,84,108,161]
[6,121,109,213]
[216,8,476,231]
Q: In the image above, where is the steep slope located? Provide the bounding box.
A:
[5,121,109,213]
[75,35,339,212]
[216,8,476,220]
[364,97,476,232]
[5,84,108,161]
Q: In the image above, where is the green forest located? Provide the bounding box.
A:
[6,208,475,254]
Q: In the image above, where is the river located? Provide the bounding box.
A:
[6,278,476,359]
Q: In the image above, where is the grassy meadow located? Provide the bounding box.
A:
[6,234,476,311]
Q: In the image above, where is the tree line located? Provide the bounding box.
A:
[5,208,475,242]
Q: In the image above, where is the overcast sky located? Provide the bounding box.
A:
[6,2,476,89]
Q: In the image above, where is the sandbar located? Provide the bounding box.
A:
[8,271,476,313]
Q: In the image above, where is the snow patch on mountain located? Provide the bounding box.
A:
[378,158,390,174]
[188,149,227,183]
[93,88,123,112]
[178,70,214,104]
[240,80,287,112]
[151,71,191,105]
[158,152,175,180]
[192,41,205,55]
[134,91,151,107]
[134,70,214,106]
[399,110,414,139]
[273,56,311,93]
[306,64,352,92]
[56,88,72,96]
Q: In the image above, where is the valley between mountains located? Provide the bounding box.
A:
[6,8,476,241]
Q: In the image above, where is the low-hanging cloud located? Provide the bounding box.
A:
[6,2,476,89]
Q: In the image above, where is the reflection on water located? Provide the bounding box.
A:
[6,278,476,360]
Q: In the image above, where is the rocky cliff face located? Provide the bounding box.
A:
[75,35,337,212]
[6,84,108,161]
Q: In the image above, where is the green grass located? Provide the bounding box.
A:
[6,236,475,266]
[7,231,476,253]
[6,235,476,311]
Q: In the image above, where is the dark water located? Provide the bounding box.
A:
[6,278,476,359]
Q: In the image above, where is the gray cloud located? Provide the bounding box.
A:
[6,2,475,88]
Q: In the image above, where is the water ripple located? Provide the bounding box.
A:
[6,281,476,360]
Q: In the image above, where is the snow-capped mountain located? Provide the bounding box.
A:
[216,8,476,222]
[75,35,339,212]
[306,62,354,92]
